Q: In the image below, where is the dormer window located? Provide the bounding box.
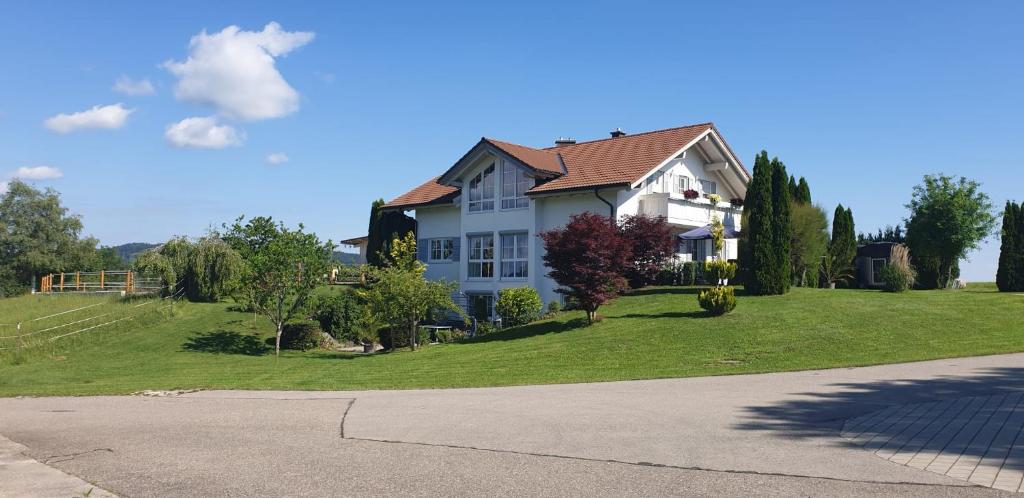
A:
[468,163,495,212]
[501,161,532,209]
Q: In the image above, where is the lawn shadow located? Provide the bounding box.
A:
[465,317,591,343]
[610,311,709,319]
[182,330,269,356]
[626,287,706,297]
[734,366,1024,467]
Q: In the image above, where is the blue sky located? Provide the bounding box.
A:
[1,1,1021,280]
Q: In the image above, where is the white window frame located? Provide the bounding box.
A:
[677,175,691,193]
[500,232,529,279]
[428,238,454,263]
[700,179,717,196]
[468,163,496,212]
[467,234,494,279]
[500,160,531,210]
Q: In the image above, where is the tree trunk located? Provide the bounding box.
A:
[409,320,418,351]
[586,309,597,324]
[275,322,283,356]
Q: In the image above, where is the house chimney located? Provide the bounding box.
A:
[554,137,576,147]
[610,128,627,138]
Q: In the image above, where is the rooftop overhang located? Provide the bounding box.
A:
[437,139,562,187]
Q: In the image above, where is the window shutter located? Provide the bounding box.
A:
[451,237,460,261]
[417,239,429,262]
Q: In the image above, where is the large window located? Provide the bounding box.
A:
[428,238,454,262]
[500,232,529,279]
[468,163,496,212]
[501,161,531,209]
[700,179,717,196]
[468,234,494,278]
[467,293,494,321]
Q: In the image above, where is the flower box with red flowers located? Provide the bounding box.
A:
[682,189,700,200]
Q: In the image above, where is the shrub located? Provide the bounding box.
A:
[435,328,468,343]
[312,292,360,339]
[280,320,326,350]
[546,300,562,315]
[703,260,737,285]
[496,287,543,327]
[882,245,916,292]
[698,286,737,316]
[681,262,698,286]
[475,322,497,336]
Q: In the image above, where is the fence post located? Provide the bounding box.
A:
[59,273,64,292]
[100,270,105,291]
[76,271,80,291]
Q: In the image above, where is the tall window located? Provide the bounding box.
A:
[468,164,495,212]
[501,161,531,209]
[677,175,691,193]
[500,232,528,278]
[467,293,494,321]
[700,179,717,195]
[429,238,454,262]
[468,234,494,278]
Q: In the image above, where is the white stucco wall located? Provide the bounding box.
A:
[417,205,461,283]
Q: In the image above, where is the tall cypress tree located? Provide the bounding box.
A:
[770,158,792,293]
[796,177,812,204]
[366,199,386,267]
[788,175,798,202]
[745,151,775,295]
[997,201,1021,292]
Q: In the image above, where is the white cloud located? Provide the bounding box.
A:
[163,22,314,121]
[14,166,63,180]
[0,181,7,195]
[44,103,134,133]
[265,152,289,165]
[113,76,155,96]
[164,116,244,149]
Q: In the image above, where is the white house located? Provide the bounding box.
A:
[383,122,750,320]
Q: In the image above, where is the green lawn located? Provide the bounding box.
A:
[0,285,1021,396]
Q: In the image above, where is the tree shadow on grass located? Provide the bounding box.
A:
[734,366,1024,466]
[609,311,710,319]
[182,331,269,356]
[626,287,706,297]
[464,317,591,344]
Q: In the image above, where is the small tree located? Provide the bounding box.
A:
[996,201,1024,292]
[495,287,543,327]
[540,212,632,324]
[360,232,464,350]
[790,203,829,287]
[829,205,857,278]
[619,214,674,288]
[224,216,334,355]
[905,174,996,289]
[710,215,725,257]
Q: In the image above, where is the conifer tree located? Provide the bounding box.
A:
[770,158,792,293]
[796,177,812,204]
[997,201,1022,292]
[744,151,775,295]
[788,175,798,202]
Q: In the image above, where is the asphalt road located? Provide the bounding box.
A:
[4,353,1024,497]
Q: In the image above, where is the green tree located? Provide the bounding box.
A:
[829,205,857,281]
[769,158,792,294]
[996,201,1023,292]
[0,180,87,295]
[796,177,812,204]
[790,203,829,287]
[360,232,464,350]
[905,174,996,289]
[743,151,776,295]
[224,216,335,355]
[788,175,798,202]
[365,199,417,268]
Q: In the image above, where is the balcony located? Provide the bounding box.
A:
[638,192,741,229]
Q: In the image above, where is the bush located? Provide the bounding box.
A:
[882,244,916,292]
[280,320,326,350]
[312,292,360,340]
[435,328,468,343]
[475,322,497,336]
[495,287,543,327]
[681,262,698,286]
[698,286,737,316]
[703,260,737,285]
[546,300,561,315]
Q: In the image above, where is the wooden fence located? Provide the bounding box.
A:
[39,271,163,295]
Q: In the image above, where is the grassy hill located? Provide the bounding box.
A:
[1,285,1022,396]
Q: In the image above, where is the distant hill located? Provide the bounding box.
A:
[111,242,160,262]
[333,251,362,265]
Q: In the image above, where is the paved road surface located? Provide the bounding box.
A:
[3,353,1024,496]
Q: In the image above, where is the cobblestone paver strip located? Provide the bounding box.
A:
[842,393,1024,492]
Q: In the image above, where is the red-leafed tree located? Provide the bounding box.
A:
[540,212,632,324]
[619,214,675,288]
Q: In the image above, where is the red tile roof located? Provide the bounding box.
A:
[383,176,458,209]
[384,123,745,209]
